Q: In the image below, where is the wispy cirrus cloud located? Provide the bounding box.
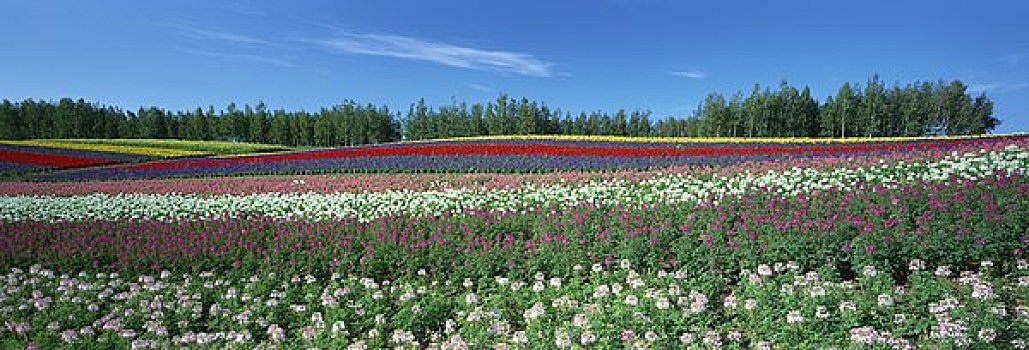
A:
[968,82,1029,94]
[178,48,296,68]
[170,22,269,45]
[466,83,494,92]
[668,70,708,79]
[304,31,556,77]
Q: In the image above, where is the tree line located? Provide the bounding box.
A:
[660,75,998,138]
[0,76,999,146]
[0,100,400,147]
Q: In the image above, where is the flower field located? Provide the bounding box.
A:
[0,143,153,177]
[0,139,293,178]
[32,135,1021,181]
[1,135,1027,348]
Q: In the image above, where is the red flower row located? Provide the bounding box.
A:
[0,150,116,168]
[126,140,957,171]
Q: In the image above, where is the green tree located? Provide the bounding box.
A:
[516,97,537,135]
[249,102,269,143]
[970,94,999,134]
[470,103,485,136]
[835,83,859,138]
[269,109,291,145]
[405,98,431,141]
[798,87,820,137]
[0,100,18,139]
[940,80,974,135]
[743,84,764,137]
[861,74,886,137]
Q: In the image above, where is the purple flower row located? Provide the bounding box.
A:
[0,161,47,174]
[36,152,881,181]
[4,171,1023,279]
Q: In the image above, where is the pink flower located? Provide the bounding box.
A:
[301,326,318,340]
[267,324,285,342]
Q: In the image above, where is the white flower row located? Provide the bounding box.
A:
[1,145,1025,223]
[2,259,1025,348]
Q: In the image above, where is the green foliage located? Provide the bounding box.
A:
[0,99,401,148]
[0,76,1000,147]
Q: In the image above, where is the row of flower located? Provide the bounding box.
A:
[2,138,1027,348]
[5,143,1025,223]
[0,139,280,178]
[2,136,1022,196]
[3,167,1024,278]
[0,171,653,197]
[2,259,1025,349]
[0,143,152,176]
[0,140,209,158]
[443,134,1010,144]
[34,136,1022,180]
[33,139,293,155]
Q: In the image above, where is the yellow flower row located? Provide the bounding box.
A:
[0,140,210,158]
[439,134,1010,144]
[46,139,293,155]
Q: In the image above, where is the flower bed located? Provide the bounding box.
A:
[3,136,1023,196]
[0,161,48,175]
[34,135,1025,181]
[0,143,152,176]
[2,259,1025,348]
[6,144,1025,223]
[0,150,114,168]
[1,136,1027,348]
[40,139,292,155]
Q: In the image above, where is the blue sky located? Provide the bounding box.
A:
[2,0,1028,132]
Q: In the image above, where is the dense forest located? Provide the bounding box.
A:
[0,76,999,146]
[666,76,999,138]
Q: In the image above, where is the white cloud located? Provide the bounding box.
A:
[968,82,1029,94]
[669,70,708,79]
[305,32,555,77]
[466,83,494,92]
[171,22,269,45]
[179,48,296,68]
